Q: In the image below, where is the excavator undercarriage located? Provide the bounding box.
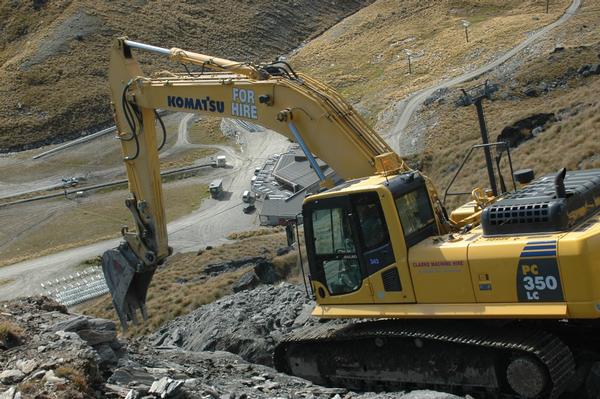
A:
[274,319,600,398]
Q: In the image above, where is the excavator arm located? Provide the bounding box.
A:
[103,38,416,329]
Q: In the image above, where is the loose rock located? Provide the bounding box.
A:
[0,370,24,385]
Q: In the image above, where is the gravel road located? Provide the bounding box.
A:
[0,118,288,300]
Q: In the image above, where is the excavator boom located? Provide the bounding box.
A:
[102,38,423,329]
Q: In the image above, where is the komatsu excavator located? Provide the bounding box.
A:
[102,38,600,398]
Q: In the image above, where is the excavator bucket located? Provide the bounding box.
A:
[101,247,156,330]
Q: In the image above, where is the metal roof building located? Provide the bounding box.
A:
[258,145,339,225]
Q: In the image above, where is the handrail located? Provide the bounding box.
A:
[443,141,515,205]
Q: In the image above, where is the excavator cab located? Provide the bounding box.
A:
[303,172,438,305]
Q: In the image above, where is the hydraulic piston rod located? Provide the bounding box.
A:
[120,38,265,80]
[288,121,327,182]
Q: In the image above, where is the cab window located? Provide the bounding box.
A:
[311,207,361,295]
[354,195,389,250]
[395,187,436,246]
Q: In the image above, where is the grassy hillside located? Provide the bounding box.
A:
[0,0,371,152]
[0,179,209,267]
[290,0,571,127]
[410,1,600,208]
[284,0,600,209]
[82,229,295,336]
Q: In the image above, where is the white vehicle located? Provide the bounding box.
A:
[208,179,224,199]
[211,155,227,167]
[242,190,255,203]
[61,177,79,187]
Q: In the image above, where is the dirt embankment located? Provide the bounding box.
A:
[0,0,372,152]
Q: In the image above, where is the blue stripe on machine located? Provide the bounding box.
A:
[521,251,557,257]
[526,241,557,245]
[523,245,557,250]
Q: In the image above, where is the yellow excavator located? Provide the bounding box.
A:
[102,38,600,398]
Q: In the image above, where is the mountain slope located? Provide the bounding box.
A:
[0,0,371,152]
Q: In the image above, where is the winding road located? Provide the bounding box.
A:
[387,0,581,155]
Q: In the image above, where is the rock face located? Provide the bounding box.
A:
[0,296,108,397]
[0,293,459,399]
[151,283,314,366]
[497,113,556,148]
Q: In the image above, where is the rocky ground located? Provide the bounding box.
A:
[150,283,316,367]
[0,288,460,398]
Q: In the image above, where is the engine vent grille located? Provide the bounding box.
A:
[382,268,402,292]
[481,169,600,236]
[487,203,550,225]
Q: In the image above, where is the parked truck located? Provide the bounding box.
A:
[208,179,223,199]
[212,155,226,168]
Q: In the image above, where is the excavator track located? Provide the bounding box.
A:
[274,320,575,398]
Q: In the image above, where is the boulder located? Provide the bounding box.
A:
[42,370,66,384]
[95,343,118,367]
[51,316,117,345]
[233,271,261,293]
[148,377,184,398]
[498,113,556,148]
[15,359,37,375]
[523,87,539,97]
[0,370,24,384]
[276,246,293,256]
[149,284,314,367]
[77,328,117,346]
[203,256,267,276]
[108,367,155,388]
[0,386,16,399]
[254,260,279,284]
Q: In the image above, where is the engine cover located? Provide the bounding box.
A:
[481,169,600,236]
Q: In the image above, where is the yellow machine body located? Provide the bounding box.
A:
[306,175,600,320]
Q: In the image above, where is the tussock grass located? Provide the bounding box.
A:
[227,226,284,240]
[55,365,89,392]
[18,380,39,395]
[0,1,367,151]
[291,0,570,125]
[416,33,600,209]
[160,148,218,169]
[82,232,292,336]
[0,321,23,346]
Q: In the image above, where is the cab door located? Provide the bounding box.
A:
[305,195,375,305]
[351,192,416,303]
